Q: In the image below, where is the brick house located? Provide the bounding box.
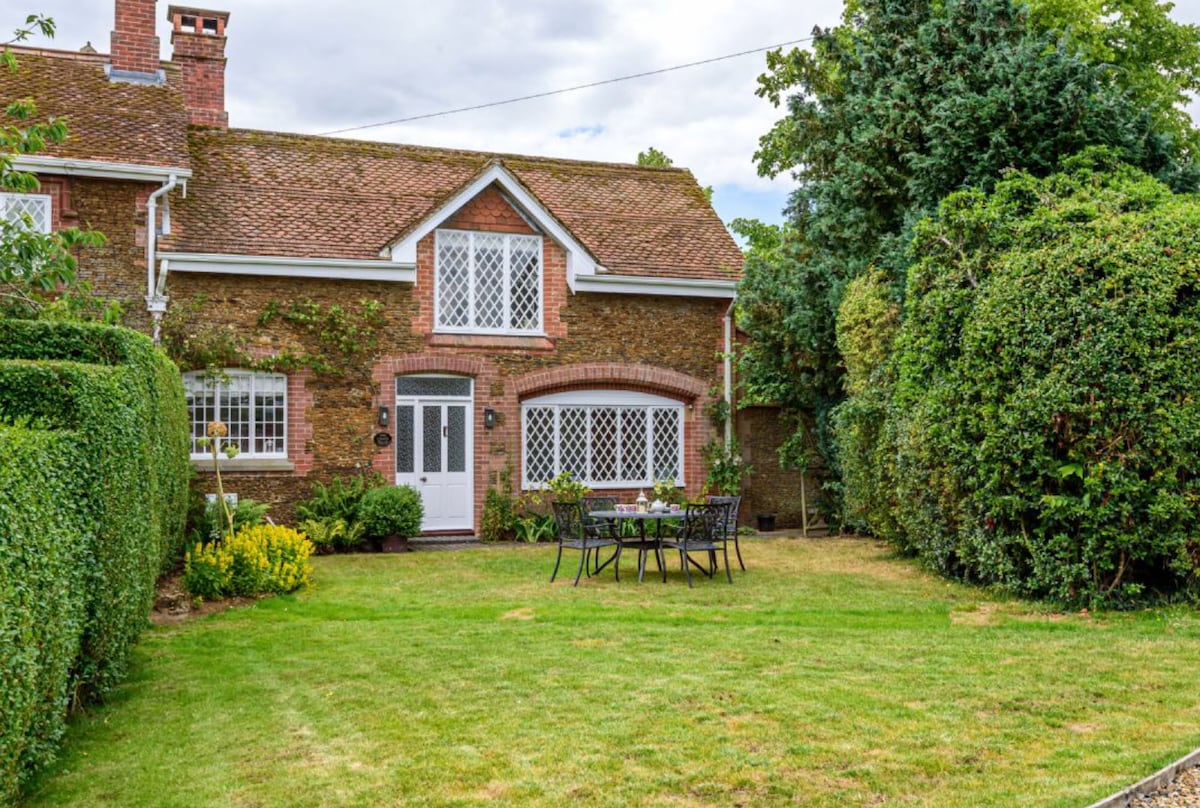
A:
[2,0,757,534]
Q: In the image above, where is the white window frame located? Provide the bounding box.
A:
[0,192,51,233]
[434,228,544,335]
[521,390,684,490]
[183,370,288,460]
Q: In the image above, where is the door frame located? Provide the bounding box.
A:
[394,375,474,532]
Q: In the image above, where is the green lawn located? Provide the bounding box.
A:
[23,538,1200,807]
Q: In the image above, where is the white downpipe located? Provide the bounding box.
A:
[723,297,735,450]
[145,175,178,345]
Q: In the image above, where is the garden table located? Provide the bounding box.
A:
[587,509,682,583]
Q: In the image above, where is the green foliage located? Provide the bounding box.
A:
[652,479,683,504]
[357,485,424,540]
[832,270,903,535]
[0,320,189,802]
[740,0,1200,510]
[544,472,590,503]
[299,517,366,553]
[636,146,674,167]
[184,524,314,600]
[886,154,1200,605]
[295,472,384,525]
[162,296,385,377]
[0,23,111,322]
[702,438,753,495]
[187,495,269,545]
[480,487,516,541]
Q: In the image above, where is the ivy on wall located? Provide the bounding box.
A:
[161,296,385,377]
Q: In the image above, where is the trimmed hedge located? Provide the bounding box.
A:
[0,321,189,802]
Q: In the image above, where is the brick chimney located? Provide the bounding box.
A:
[110,0,161,77]
[167,5,230,128]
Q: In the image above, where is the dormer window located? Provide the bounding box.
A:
[435,229,542,335]
[0,192,51,233]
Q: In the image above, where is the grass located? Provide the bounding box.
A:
[23,538,1200,807]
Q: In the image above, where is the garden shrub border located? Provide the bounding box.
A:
[0,321,189,802]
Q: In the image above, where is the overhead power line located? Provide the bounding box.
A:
[318,35,816,136]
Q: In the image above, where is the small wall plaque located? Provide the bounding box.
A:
[373,432,393,447]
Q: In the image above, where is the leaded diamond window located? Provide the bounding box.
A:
[0,192,50,233]
[435,229,543,334]
[521,391,684,489]
[183,370,287,459]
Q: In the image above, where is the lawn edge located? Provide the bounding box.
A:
[1085,747,1200,808]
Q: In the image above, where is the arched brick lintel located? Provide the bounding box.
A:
[378,354,490,379]
[513,363,709,402]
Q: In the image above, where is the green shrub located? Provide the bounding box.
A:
[296,472,383,524]
[889,153,1200,605]
[187,494,269,545]
[0,320,189,802]
[357,485,423,539]
[299,517,366,553]
[480,487,515,541]
[184,524,314,600]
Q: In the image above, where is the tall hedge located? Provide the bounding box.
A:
[0,321,189,801]
[887,153,1200,605]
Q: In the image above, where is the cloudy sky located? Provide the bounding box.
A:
[21,0,1200,230]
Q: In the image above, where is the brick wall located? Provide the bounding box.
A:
[737,405,824,530]
[76,182,730,531]
[110,0,160,75]
[168,7,228,127]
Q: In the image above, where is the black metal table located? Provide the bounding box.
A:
[587,509,681,583]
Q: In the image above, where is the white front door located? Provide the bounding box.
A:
[395,381,474,532]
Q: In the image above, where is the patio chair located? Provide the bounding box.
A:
[583,495,624,580]
[661,501,732,588]
[550,500,619,586]
[707,494,745,570]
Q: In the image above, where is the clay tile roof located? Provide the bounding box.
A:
[165,128,744,281]
[0,47,191,168]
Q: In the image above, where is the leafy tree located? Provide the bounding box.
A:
[739,0,1199,516]
[1,15,110,321]
[889,151,1200,605]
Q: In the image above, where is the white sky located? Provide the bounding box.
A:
[13,0,1200,229]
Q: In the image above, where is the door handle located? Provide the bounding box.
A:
[443,426,447,438]
[419,476,427,483]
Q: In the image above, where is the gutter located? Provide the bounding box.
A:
[145,175,179,345]
[11,154,191,184]
[724,297,735,449]
[574,273,737,299]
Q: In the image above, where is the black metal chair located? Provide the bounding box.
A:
[707,494,745,570]
[550,500,619,586]
[582,495,624,580]
[662,501,732,588]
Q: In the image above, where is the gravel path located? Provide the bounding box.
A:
[1130,766,1200,807]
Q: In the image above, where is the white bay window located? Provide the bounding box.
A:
[435,229,542,334]
[183,370,287,459]
[522,390,683,489]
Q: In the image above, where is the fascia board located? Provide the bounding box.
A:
[574,273,737,299]
[161,252,416,283]
[13,155,193,184]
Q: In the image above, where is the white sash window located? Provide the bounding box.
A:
[0,192,51,233]
[183,370,288,459]
[522,390,684,489]
[435,229,542,334]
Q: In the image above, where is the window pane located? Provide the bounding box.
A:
[1,193,50,233]
[447,406,466,473]
[183,371,287,458]
[395,405,415,474]
[437,231,471,328]
[620,409,648,482]
[395,377,472,397]
[254,375,286,455]
[652,408,681,482]
[589,407,619,482]
[523,407,555,485]
[509,236,540,331]
[473,234,506,330]
[423,405,442,473]
[558,407,588,480]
